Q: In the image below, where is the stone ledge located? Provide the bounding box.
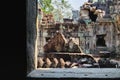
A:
[27,68,120,78]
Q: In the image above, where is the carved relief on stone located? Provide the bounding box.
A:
[116,15,120,32]
[98,22,104,34]
[104,22,114,48]
[80,9,89,19]
[104,33,110,47]
[95,9,105,21]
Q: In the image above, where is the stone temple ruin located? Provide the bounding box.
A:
[37,0,120,69]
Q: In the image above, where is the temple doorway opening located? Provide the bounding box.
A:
[96,35,106,47]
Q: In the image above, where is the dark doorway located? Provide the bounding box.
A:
[96,35,106,47]
[45,37,51,42]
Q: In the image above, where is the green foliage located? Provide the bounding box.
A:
[39,0,66,14]
[51,0,72,21]
[38,0,72,20]
[61,0,64,3]
[39,0,54,14]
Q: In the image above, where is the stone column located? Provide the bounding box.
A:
[27,0,37,74]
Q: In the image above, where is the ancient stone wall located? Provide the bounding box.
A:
[27,0,37,74]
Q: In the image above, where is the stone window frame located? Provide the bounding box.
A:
[27,0,120,79]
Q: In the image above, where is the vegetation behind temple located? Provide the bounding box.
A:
[38,0,72,22]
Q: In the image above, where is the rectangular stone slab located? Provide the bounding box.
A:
[27,68,120,78]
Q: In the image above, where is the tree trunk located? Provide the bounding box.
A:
[26,0,37,74]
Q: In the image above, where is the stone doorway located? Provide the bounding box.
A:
[96,34,106,47]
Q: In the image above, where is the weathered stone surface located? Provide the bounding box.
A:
[27,0,37,74]
[43,58,52,68]
[59,58,66,68]
[37,57,44,68]
[50,58,59,68]
[98,58,119,68]
[28,68,120,78]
